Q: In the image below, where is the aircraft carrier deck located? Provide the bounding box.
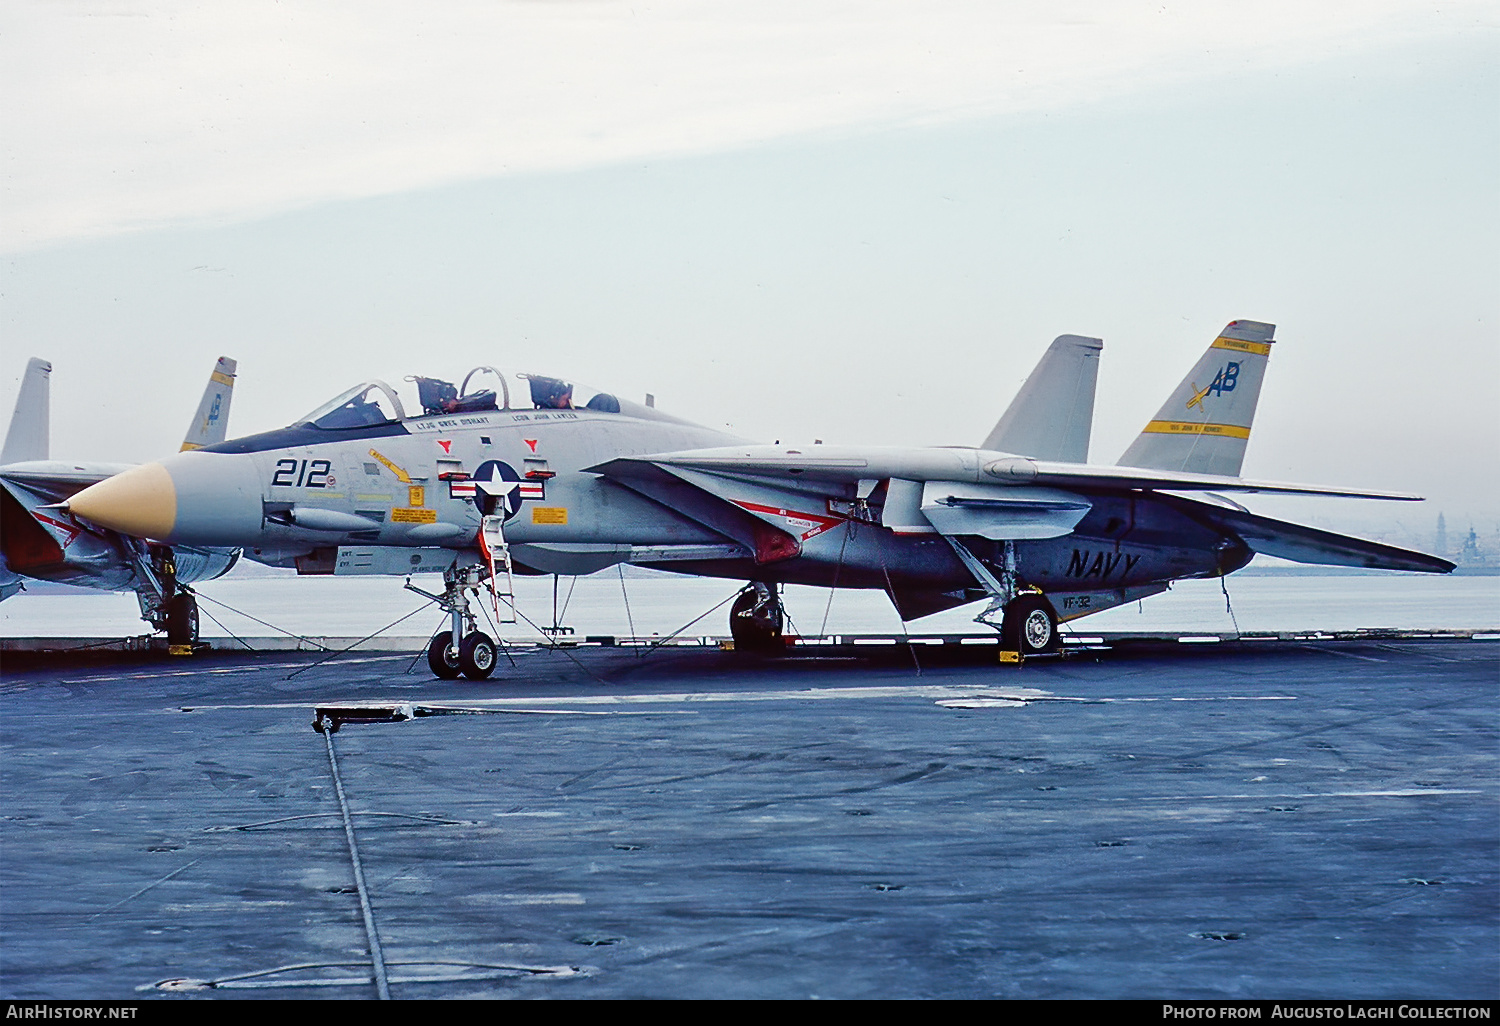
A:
[1,632,1495,1000]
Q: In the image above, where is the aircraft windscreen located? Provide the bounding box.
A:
[296,381,406,429]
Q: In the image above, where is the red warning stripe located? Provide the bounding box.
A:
[730,499,844,541]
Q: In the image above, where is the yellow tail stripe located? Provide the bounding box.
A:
[209,371,236,387]
[1210,337,1272,356]
[1142,420,1252,439]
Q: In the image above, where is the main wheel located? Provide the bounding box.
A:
[427,632,462,679]
[730,583,784,654]
[1002,594,1060,655]
[459,631,497,680]
[165,592,199,647]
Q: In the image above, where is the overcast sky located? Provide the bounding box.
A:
[2,1,1496,537]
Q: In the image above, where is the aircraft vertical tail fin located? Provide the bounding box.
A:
[1,358,52,465]
[981,334,1102,463]
[1116,320,1275,477]
[180,357,237,451]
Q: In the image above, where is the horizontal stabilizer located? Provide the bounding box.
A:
[982,334,1102,462]
[1171,497,1454,574]
[2,358,51,465]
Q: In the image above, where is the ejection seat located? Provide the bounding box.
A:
[411,375,500,416]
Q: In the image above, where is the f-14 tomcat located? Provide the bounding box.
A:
[64,320,1452,678]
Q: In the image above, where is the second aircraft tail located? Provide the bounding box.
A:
[1,358,52,465]
[1116,319,1274,477]
[180,357,238,451]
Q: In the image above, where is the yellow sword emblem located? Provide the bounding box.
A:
[1185,381,1212,411]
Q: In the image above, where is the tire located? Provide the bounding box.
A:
[459,632,497,681]
[427,632,462,679]
[729,584,783,654]
[1002,595,1059,655]
[165,593,199,646]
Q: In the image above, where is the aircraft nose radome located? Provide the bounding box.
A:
[67,462,177,541]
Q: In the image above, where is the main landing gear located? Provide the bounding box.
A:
[1000,593,1060,657]
[730,582,784,653]
[165,592,200,650]
[132,545,200,655]
[944,537,1061,660]
[406,564,498,681]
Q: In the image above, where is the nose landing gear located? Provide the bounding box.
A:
[407,564,499,681]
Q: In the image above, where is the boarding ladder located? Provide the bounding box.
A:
[479,515,517,624]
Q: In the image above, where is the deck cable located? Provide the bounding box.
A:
[194,603,256,652]
[558,574,579,624]
[818,520,854,638]
[188,588,331,650]
[616,564,640,656]
[474,596,519,669]
[88,859,201,921]
[876,540,922,676]
[154,959,582,991]
[319,715,391,1000]
[637,588,743,657]
[1220,575,1242,639]
[284,604,433,680]
[403,617,446,674]
[505,601,610,683]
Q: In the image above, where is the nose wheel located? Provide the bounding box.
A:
[427,630,496,680]
[427,633,463,679]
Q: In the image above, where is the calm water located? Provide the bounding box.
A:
[3,569,1498,641]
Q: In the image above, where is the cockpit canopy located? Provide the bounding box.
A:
[298,381,407,429]
[292,367,624,428]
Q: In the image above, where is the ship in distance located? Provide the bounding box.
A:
[63,320,1453,677]
[0,356,242,646]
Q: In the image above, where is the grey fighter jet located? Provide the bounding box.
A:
[63,322,1452,678]
[0,356,242,646]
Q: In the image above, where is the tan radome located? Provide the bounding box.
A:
[66,462,177,541]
